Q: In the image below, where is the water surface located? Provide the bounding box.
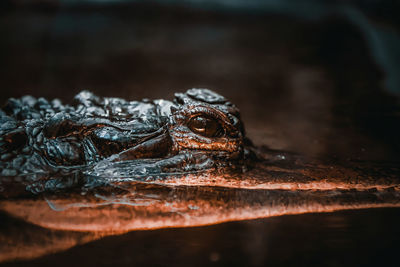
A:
[1,1,400,266]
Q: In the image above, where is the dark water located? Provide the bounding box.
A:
[1,208,400,267]
[1,1,400,266]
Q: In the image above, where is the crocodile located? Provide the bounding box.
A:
[0,88,252,193]
[1,89,400,263]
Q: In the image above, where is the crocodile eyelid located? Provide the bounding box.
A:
[184,106,231,125]
[181,106,241,139]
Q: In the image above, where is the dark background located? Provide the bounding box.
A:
[1,0,400,160]
[1,0,400,266]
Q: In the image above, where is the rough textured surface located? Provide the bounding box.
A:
[1,2,400,266]
[0,89,251,193]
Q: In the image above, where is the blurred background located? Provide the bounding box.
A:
[1,1,400,266]
[1,0,399,161]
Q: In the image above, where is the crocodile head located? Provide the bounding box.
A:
[0,89,252,190]
[89,88,251,180]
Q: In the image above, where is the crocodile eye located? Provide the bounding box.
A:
[188,115,224,138]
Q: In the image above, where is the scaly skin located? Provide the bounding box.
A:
[1,91,400,263]
[0,89,252,192]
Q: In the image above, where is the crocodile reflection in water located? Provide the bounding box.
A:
[1,89,400,263]
[0,89,252,193]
